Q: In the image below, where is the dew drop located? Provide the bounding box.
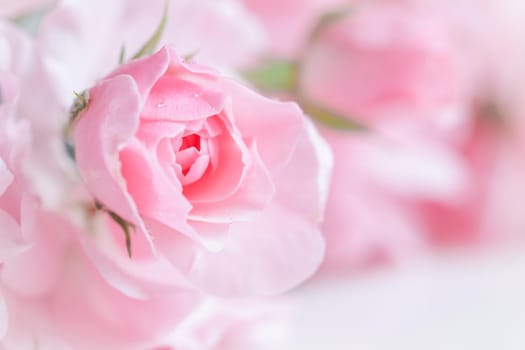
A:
[156,101,166,108]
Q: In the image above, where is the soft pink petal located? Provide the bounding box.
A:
[273,120,333,224]
[219,79,304,173]
[183,122,248,204]
[1,209,67,297]
[51,245,201,350]
[142,75,225,122]
[168,204,325,297]
[73,74,153,249]
[75,215,196,300]
[0,210,26,263]
[107,41,170,103]
[119,139,193,235]
[189,142,275,223]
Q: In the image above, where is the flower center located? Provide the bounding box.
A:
[180,134,201,152]
[174,133,210,185]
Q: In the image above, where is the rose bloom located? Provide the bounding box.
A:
[72,46,331,297]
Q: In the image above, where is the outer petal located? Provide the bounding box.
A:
[169,204,325,297]
[142,76,225,122]
[219,78,304,173]
[1,206,68,298]
[273,120,333,224]
[50,244,201,350]
[73,75,153,249]
[107,46,170,103]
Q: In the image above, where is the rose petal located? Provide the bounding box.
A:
[189,141,274,223]
[273,120,333,224]
[1,209,67,297]
[119,139,193,235]
[183,118,248,203]
[142,76,225,122]
[51,246,201,350]
[172,204,325,297]
[220,79,304,173]
[0,210,26,263]
[73,74,154,250]
[108,45,171,103]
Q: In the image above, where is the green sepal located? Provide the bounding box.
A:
[107,210,136,258]
[94,200,135,258]
[182,49,199,61]
[131,1,169,60]
[119,45,126,64]
[242,59,298,92]
[69,90,90,122]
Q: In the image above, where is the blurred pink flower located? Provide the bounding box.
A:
[0,208,201,350]
[72,46,331,297]
[303,3,512,273]
[299,3,470,125]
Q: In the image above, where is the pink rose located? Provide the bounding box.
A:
[299,3,470,125]
[0,209,201,350]
[302,4,497,274]
[72,46,330,297]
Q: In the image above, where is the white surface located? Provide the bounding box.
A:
[284,249,525,350]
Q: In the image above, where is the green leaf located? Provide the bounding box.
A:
[301,102,366,131]
[131,1,169,60]
[242,60,298,92]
